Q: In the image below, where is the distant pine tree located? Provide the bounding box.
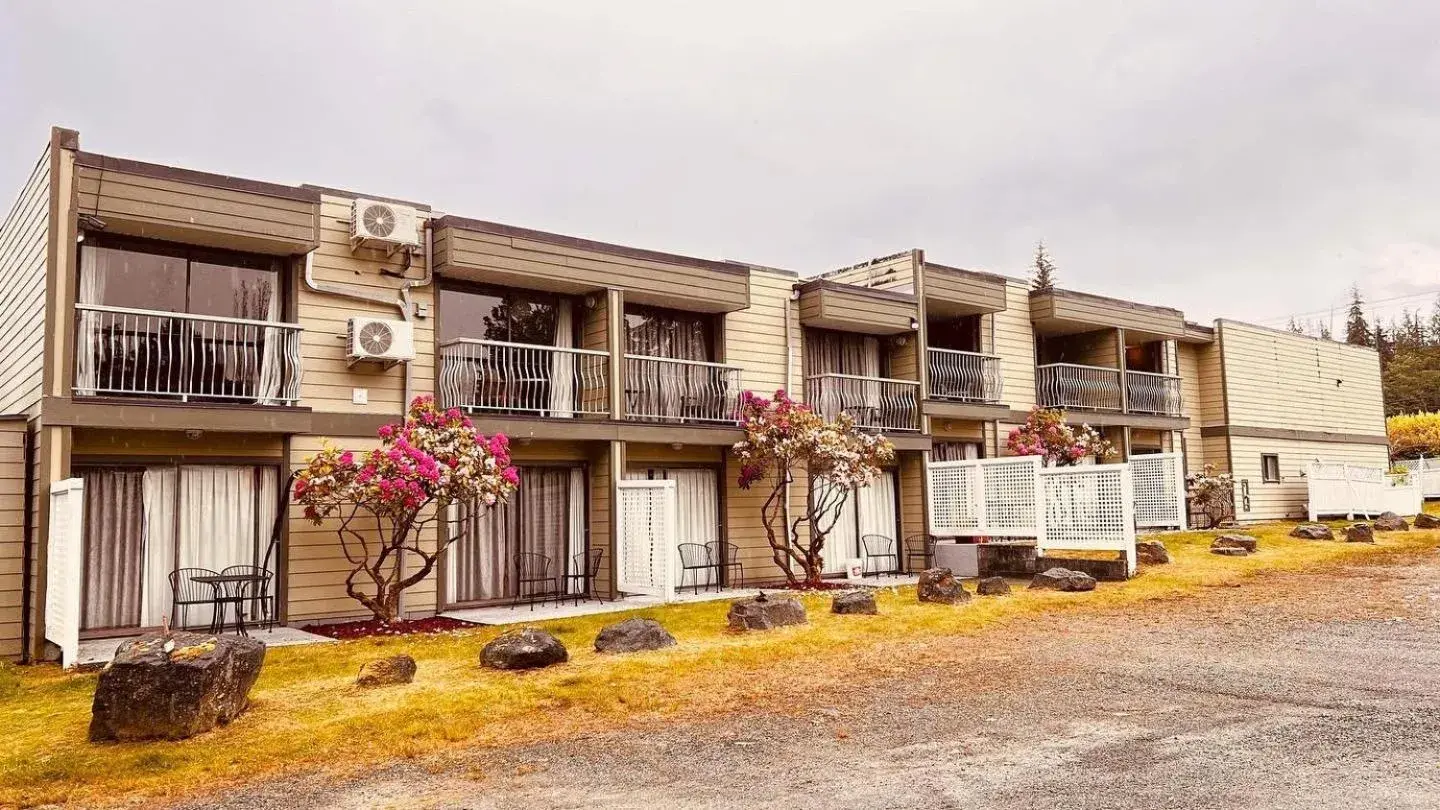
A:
[1030,241,1057,292]
[1345,285,1372,347]
[1287,317,1305,334]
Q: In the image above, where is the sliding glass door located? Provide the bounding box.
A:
[445,466,587,605]
[78,464,280,632]
[814,470,898,575]
[625,467,721,586]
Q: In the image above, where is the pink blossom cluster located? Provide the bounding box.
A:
[1006,406,1115,467]
[732,389,894,490]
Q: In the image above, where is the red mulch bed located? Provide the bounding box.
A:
[777,580,853,591]
[301,616,476,640]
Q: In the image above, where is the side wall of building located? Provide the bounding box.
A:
[0,147,50,415]
[0,421,27,659]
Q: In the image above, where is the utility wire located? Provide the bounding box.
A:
[1257,288,1440,326]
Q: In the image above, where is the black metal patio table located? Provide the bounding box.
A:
[190,573,269,636]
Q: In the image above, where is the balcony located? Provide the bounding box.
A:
[438,339,610,417]
[1036,363,1122,412]
[625,355,743,425]
[1125,370,1183,416]
[927,348,1003,404]
[805,373,921,432]
[74,304,302,405]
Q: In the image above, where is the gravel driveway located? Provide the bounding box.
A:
[179,556,1440,810]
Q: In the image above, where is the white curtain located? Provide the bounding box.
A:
[75,247,108,396]
[548,299,576,417]
[668,469,718,587]
[250,277,283,405]
[566,467,586,592]
[857,470,898,549]
[138,467,178,627]
[178,467,260,587]
[816,470,897,575]
[814,476,858,575]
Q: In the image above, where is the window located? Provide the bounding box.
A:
[79,236,283,320]
[1261,454,1281,483]
[927,314,982,353]
[438,285,574,346]
[625,305,715,362]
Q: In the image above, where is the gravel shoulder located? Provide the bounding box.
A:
[175,555,1440,810]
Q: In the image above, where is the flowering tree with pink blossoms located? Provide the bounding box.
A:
[733,390,894,587]
[1005,406,1115,467]
[294,396,518,622]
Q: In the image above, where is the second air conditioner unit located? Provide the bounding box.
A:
[350,198,421,253]
[347,317,415,368]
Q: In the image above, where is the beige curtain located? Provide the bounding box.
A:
[447,467,573,604]
[81,469,145,630]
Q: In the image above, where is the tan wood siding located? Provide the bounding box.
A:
[580,291,611,414]
[0,422,26,659]
[726,268,797,395]
[922,264,1007,316]
[71,429,283,459]
[626,443,724,465]
[434,220,749,314]
[1230,435,1389,522]
[73,159,319,256]
[1030,289,1186,339]
[994,281,1037,409]
[298,194,434,416]
[1218,321,1385,436]
[898,451,926,553]
[0,147,50,415]
[590,442,614,596]
[1176,341,1208,473]
[822,252,917,293]
[797,281,917,335]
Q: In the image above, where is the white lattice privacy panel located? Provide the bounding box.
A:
[46,478,85,668]
[1130,453,1187,530]
[928,456,1041,537]
[1038,464,1137,574]
[616,479,676,601]
[1393,458,1440,498]
[1307,461,1421,521]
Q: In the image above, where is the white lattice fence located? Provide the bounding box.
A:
[927,456,1041,537]
[1037,464,1137,575]
[1130,452,1187,530]
[1394,457,1440,498]
[46,478,85,669]
[1307,461,1421,521]
[616,479,676,601]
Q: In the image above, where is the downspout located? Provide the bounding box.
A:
[19,427,34,664]
[784,284,798,568]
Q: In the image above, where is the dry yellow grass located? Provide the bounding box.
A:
[1,518,1435,808]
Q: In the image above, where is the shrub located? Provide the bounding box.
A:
[1005,406,1115,466]
[1387,412,1440,459]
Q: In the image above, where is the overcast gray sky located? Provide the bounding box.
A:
[3,1,1438,328]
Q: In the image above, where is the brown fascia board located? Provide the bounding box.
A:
[434,215,748,277]
[793,278,919,304]
[73,151,321,204]
[300,185,433,211]
[923,261,1013,286]
[1032,286,1185,319]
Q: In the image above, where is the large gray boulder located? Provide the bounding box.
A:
[356,654,417,687]
[1291,523,1334,540]
[89,632,265,742]
[727,594,807,630]
[594,618,677,653]
[1028,567,1097,592]
[917,567,971,605]
[1413,512,1440,529]
[1374,511,1409,532]
[1212,534,1258,553]
[480,628,568,670]
[976,576,1011,596]
[1136,540,1170,565]
[1344,523,1376,544]
[831,590,878,615]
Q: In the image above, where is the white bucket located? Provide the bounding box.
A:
[846,558,864,581]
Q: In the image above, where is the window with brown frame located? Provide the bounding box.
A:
[1261,454,1281,483]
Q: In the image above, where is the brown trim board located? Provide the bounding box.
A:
[43,397,312,434]
[73,151,320,203]
[1200,425,1390,446]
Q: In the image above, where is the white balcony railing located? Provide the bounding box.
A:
[74,304,302,405]
[625,355,743,424]
[1125,370,1183,416]
[927,348,1003,403]
[438,339,610,417]
[1036,363,1123,412]
[805,373,921,432]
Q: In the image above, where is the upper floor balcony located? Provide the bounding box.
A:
[438,339,609,417]
[74,304,303,405]
[625,355,743,425]
[927,348,1002,404]
[1124,369,1184,417]
[1036,363,1183,417]
[805,372,921,432]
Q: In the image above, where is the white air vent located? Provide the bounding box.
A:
[346,317,415,366]
[350,198,421,251]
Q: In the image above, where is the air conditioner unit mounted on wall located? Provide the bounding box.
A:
[346,317,415,369]
[350,198,421,254]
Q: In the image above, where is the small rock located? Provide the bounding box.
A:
[356,654,417,687]
[1291,523,1334,540]
[727,595,807,630]
[594,618,677,653]
[1344,523,1376,544]
[917,567,971,604]
[480,628,568,670]
[1413,513,1440,529]
[1211,546,1250,557]
[1028,568,1097,592]
[1374,511,1410,532]
[1212,534,1258,552]
[1136,540,1171,565]
[831,590,878,615]
[976,576,1011,596]
[89,632,265,742]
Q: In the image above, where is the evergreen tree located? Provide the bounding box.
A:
[1030,241,1057,292]
[1317,320,1333,341]
[1345,285,1372,347]
[1287,317,1305,334]
[1375,322,1395,369]
[1429,294,1440,345]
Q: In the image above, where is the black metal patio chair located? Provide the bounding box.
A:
[706,540,744,589]
[677,543,717,595]
[220,565,275,631]
[903,534,935,573]
[511,552,556,611]
[860,534,898,578]
[168,567,220,630]
[565,548,605,605]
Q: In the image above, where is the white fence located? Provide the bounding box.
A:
[1393,457,1440,499]
[928,457,1137,575]
[46,478,85,669]
[615,479,677,601]
[1129,452,1187,530]
[1306,461,1421,521]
